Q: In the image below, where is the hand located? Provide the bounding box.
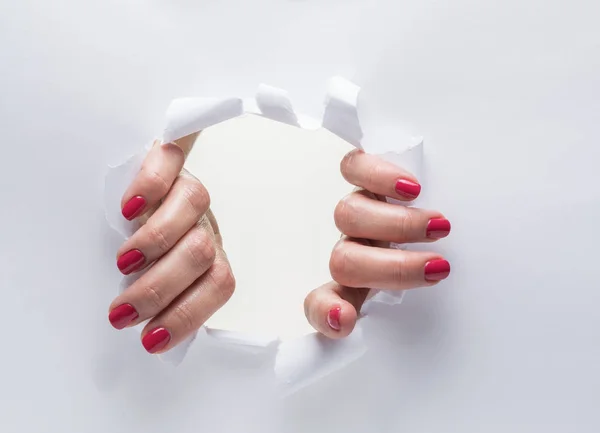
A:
[304,149,451,338]
[108,135,235,354]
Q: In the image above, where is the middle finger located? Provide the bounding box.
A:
[116,171,210,275]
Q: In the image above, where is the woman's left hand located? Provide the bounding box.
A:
[304,149,452,338]
[108,137,235,354]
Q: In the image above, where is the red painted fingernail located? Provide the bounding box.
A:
[142,327,171,354]
[122,195,146,220]
[424,259,451,281]
[327,306,341,331]
[108,303,139,330]
[117,249,145,275]
[395,179,421,199]
[427,218,451,239]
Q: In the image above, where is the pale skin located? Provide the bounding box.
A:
[108,136,451,353]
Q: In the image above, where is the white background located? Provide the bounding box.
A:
[0,0,599,432]
[185,117,352,339]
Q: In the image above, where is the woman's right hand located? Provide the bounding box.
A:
[304,149,452,338]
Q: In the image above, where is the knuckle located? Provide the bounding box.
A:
[146,224,171,254]
[143,285,164,311]
[181,178,211,216]
[172,302,196,332]
[397,208,415,240]
[340,149,359,180]
[210,264,236,303]
[218,266,236,300]
[391,255,409,287]
[303,288,327,321]
[333,194,359,234]
[141,167,170,198]
[303,289,317,317]
[366,160,385,188]
[185,231,216,269]
[329,242,350,284]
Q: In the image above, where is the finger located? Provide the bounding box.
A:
[304,281,369,339]
[334,190,451,244]
[340,149,421,201]
[329,238,451,290]
[116,171,210,274]
[121,133,200,220]
[108,217,216,329]
[140,248,235,354]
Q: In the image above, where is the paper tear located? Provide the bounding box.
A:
[255,84,300,127]
[322,76,364,149]
[104,77,423,392]
[162,97,243,144]
[275,324,366,396]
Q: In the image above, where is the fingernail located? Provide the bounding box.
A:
[122,195,146,220]
[327,306,341,331]
[427,218,451,239]
[108,303,139,330]
[395,179,421,199]
[424,259,451,281]
[142,327,171,354]
[117,249,145,275]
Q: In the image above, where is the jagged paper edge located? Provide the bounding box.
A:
[104,76,423,393]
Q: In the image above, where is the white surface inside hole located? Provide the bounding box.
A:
[184,115,353,340]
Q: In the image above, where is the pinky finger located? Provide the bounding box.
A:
[303,281,370,339]
[140,250,235,354]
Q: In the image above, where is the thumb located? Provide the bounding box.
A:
[304,281,370,339]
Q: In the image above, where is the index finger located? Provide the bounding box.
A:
[121,133,199,220]
[340,149,422,201]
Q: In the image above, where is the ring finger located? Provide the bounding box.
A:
[334,190,451,244]
[329,237,451,290]
[108,217,216,329]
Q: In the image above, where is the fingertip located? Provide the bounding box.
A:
[394,178,421,200]
[121,195,147,220]
[424,258,451,282]
[141,326,172,354]
[304,281,360,339]
[326,306,342,330]
[426,217,452,240]
[326,302,358,339]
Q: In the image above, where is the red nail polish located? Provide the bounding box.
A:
[117,249,145,275]
[327,306,341,331]
[426,218,451,239]
[142,327,171,354]
[122,195,146,220]
[395,179,421,199]
[108,303,139,330]
[424,259,451,281]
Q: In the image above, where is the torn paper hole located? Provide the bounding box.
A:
[104,76,423,394]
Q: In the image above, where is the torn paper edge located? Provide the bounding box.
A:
[104,76,423,395]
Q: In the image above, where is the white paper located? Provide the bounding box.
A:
[162,97,243,144]
[4,1,598,430]
[105,77,422,392]
[255,84,300,127]
[276,324,367,396]
[322,76,364,149]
